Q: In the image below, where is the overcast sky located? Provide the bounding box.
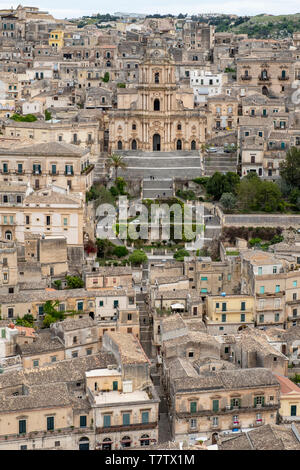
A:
[1,0,300,19]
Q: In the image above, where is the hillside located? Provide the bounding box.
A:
[214,13,300,38]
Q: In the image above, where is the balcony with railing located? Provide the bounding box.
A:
[258,75,271,83]
[278,75,289,81]
[240,75,252,81]
[96,422,157,434]
[176,403,278,419]
[81,164,94,175]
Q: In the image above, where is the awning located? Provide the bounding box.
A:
[171,303,185,309]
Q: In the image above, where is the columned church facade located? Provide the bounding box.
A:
[108,37,207,152]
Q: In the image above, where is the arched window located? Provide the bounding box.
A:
[176,139,182,150]
[131,140,137,150]
[281,70,286,78]
[154,99,160,111]
[117,140,122,150]
[5,231,12,240]
[140,434,150,446]
[102,437,112,450]
[177,123,182,131]
[132,123,136,130]
[121,436,131,448]
[261,69,268,80]
[106,52,110,58]
[79,437,89,451]
[155,72,159,84]
[101,96,105,104]
[106,61,111,67]
[191,140,196,150]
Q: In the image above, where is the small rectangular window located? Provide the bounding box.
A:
[80,415,87,428]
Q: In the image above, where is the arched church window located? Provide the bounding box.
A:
[154,99,160,111]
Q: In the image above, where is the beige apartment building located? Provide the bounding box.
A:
[84,266,133,291]
[241,251,300,328]
[0,142,93,193]
[0,238,18,295]
[237,55,294,96]
[93,332,159,450]
[0,188,84,249]
[3,115,103,160]
[168,366,280,444]
[204,294,255,334]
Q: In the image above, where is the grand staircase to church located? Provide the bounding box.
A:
[117,150,202,179]
[203,152,237,176]
[142,177,174,199]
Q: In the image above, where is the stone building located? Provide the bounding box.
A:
[167,365,280,444]
[108,35,207,152]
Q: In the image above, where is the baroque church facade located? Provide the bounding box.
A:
[108,36,207,152]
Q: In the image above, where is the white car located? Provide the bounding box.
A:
[207,147,218,153]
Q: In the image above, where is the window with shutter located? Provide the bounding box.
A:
[190,401,197,413]
[212,400,219,412]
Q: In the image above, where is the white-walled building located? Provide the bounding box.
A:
[190,70,223,103]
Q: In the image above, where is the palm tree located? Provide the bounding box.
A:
[106,153,127,181]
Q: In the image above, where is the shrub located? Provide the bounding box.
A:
[65,275,84,289]
[45,110,52,121]
[128,250,148,265]
[113,246,128,258]
[173,248,189,261]
[10,113,37,122]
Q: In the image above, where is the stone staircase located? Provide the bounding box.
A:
[93,152,107,181]
[142,177,174,199]
[117,150,202,179]
[204,152,237,176]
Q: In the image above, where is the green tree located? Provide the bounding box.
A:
[106,154,127,182]
[65,276,84,289]
[255,180,283,212]
[53,280,62,290]
[128,250,148,265]
[173,248,189,261]
[96,239,115,259]
[279,147,300,189]
[113,246,128,258]
[220,192,236,210]
[237,174,283,212]
[45,110,52,121]
[43,314,57,328]
[10,113,37,122]
[206,172,226,200]
[15,314,35,328]
[101,72,110,82]
[115,177,127,195]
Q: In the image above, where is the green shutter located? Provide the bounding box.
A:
[212,400,219,412]
[190,401,197,413]
[113,381,118,391]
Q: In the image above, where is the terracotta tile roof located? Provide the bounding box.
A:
[274,374,300,395]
